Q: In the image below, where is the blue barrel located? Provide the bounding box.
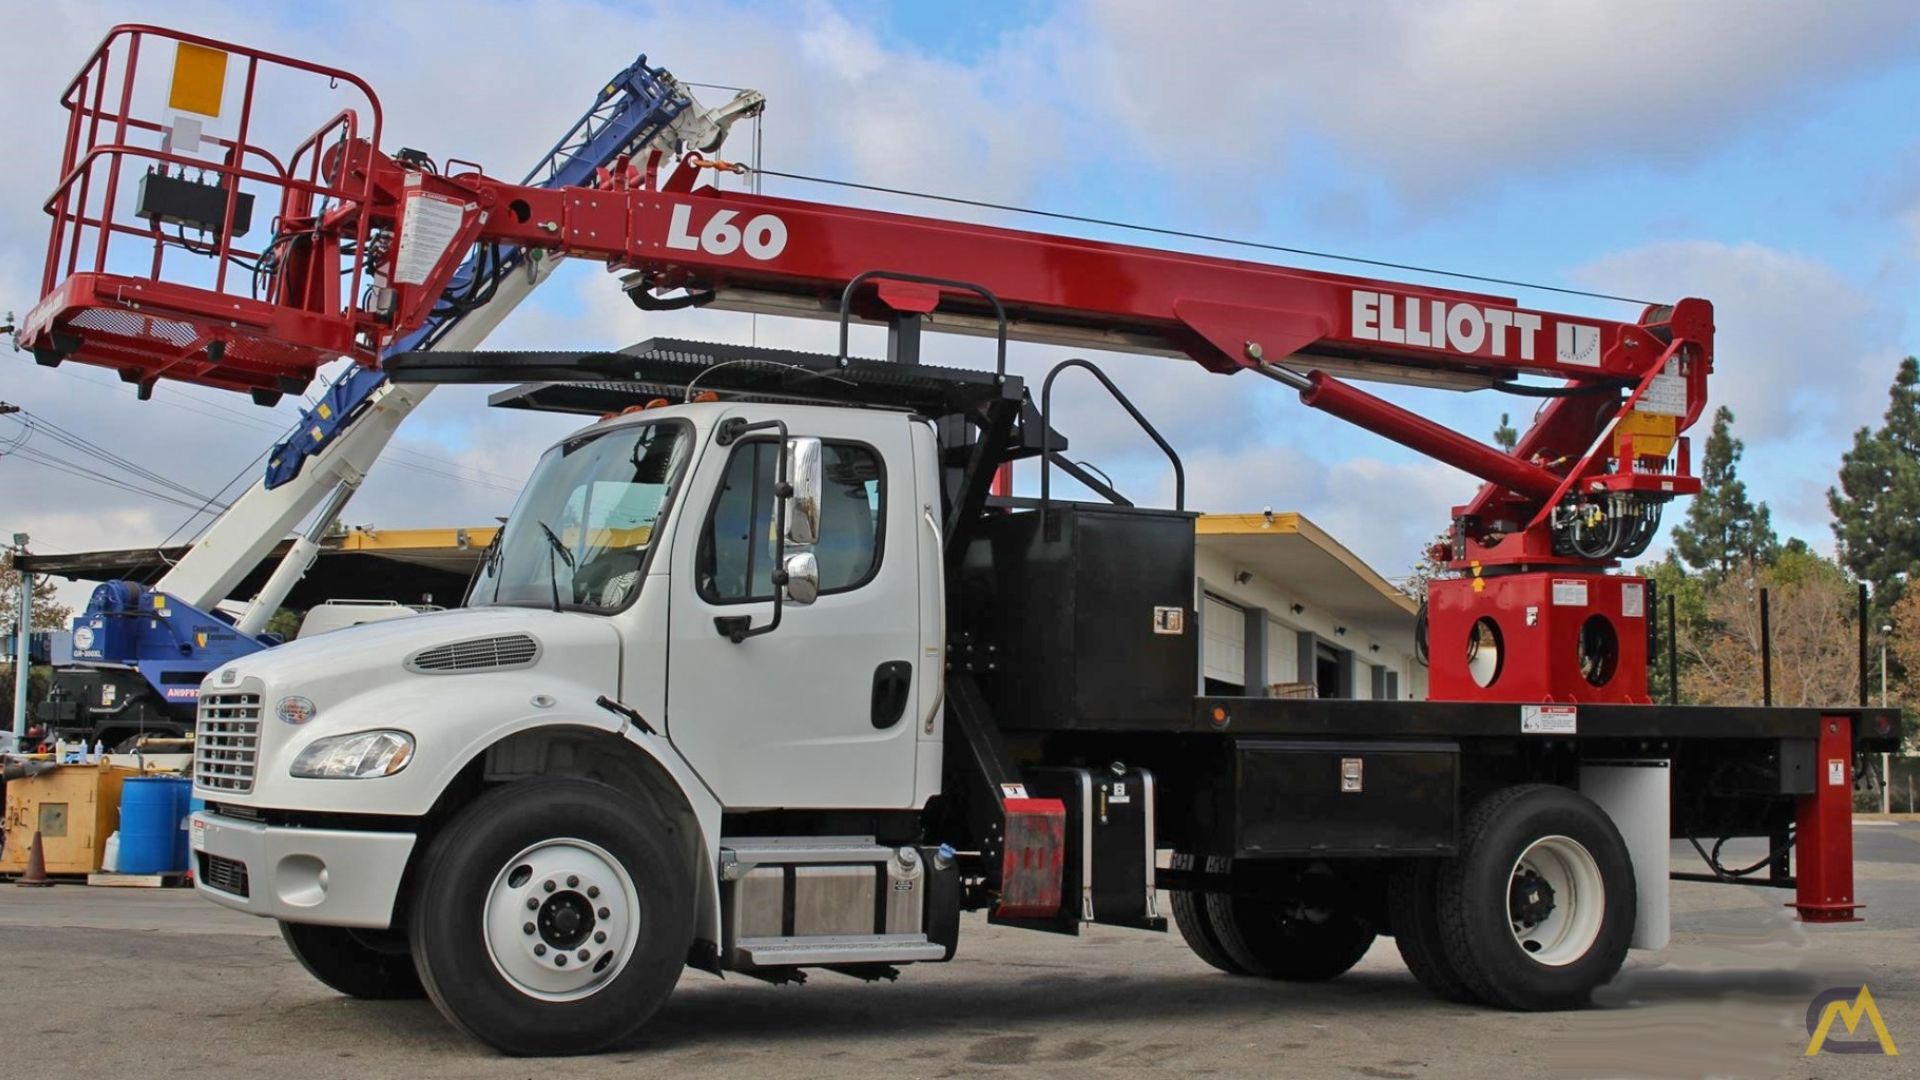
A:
[175,795,206,872]
[120,776,192,874]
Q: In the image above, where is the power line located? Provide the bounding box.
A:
[4,445,230,515]
[750,167,1658,308]
[13,355,529,490]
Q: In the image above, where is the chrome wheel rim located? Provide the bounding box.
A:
[482,837,640,1002]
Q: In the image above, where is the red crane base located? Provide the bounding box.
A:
[1426,572,1651,704]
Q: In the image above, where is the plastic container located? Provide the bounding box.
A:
[119,776,192,874]
[176,795,207,872]
[102,830,121,873]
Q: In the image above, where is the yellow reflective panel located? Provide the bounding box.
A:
[169,43,228,118]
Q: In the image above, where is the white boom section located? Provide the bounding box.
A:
[160,250,565,614]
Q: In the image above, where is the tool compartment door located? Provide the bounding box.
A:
[665,407,921,809]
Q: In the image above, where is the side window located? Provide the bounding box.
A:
[700,440,884,602]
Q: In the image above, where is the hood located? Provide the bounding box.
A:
[207,606,622,702]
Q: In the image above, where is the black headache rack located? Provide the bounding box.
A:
[383,337,1025,417]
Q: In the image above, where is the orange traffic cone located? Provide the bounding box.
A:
[14,830,53,887]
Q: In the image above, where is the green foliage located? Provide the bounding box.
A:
[1670,406,1776,577]
[1830,357,1920,613]
[1491,412,1518,452]
[264,607,303,641]
[1638,553,1711,704]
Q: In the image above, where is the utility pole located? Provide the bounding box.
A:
[10,532,30,745]
[1881,623,1893,816]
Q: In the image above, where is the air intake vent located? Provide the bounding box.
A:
[408,634,540,673]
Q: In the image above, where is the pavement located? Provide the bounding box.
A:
[2,824,1915,1078]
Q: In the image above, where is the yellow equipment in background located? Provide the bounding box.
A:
[1,762,137,876]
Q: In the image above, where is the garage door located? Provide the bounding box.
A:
[1203,594,1245,687]
[1266,619,1299,685]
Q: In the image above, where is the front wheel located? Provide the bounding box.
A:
[1436,784,1635,1010]
[279,922,423,999]
[409,777,694,1056]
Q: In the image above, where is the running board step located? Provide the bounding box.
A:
[736,934,947,967]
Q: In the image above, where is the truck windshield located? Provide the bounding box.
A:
[474,421,691,612]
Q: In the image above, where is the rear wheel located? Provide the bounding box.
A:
[279,922,424,999]
[1204,869,1376,981]
[1169,853,1246,974]
[1436,784,1634,1010]
[409,777,694,1056]
[1387,860,1478,1003]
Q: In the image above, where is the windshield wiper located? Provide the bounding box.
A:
[536,520,575,612]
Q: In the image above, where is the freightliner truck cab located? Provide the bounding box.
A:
[194,393,960,1050]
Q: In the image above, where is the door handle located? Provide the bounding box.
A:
[871,660,912,729]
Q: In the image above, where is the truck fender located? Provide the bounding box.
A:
[429,709,725,962]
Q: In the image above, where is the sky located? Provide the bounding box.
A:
[3,0,1919,614]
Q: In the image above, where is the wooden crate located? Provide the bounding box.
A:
[1,763,137,876]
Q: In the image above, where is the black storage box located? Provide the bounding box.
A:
[1229,739,1458,856]
[960,506,1196,731]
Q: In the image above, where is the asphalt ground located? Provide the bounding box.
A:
[1,823,1914,1079]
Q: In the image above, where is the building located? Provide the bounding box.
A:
[1194,513,1423,701]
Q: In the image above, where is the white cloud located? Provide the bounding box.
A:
[1059,0,1920,199]
[1572,239,1899,439]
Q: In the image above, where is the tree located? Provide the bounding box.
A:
[1492,412,1518,452]
[1,556,74,726]
[1682,550,1860,708]
[1831,356,1920,613]
[1638,553,1710,704]
[1670,406,1776,577]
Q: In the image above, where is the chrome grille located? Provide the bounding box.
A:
[196,691,263,793]
[408,633,539,673]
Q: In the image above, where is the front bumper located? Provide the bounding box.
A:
[189,811,416,929]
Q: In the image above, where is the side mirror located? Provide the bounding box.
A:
[784,436,823,546]
[781,551,819,604]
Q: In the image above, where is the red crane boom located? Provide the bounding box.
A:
[15,26,1715,705]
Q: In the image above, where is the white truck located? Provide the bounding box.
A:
[186,341,1899,1056]
[18,26,1891,1061]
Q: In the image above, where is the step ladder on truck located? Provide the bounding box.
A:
[19,26,762,750]
[13,25,1903,1057]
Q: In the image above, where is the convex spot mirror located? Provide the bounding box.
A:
[782,551,820,605]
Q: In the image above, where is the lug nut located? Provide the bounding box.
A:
[543,880,556,893]
[526,897,539,910]
[597,907,610,919]
[555,954,568,967]
[577,949,590,961]
[523,922,535,935]
[587,886,599,899]
[534,944,547,956]
[593,931,606,944]
[567,875,579,888]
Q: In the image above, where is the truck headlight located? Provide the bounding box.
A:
[291,730,414,779]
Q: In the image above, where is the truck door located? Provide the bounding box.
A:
[664,407,922,808]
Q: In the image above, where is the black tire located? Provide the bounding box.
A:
[279,922,424,999]
[1436,784,1635,1011]
[1168,853,1246,974]
[1387,860,1478,1004]
[409,777,694,1056]
[1204,876,1376,982]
